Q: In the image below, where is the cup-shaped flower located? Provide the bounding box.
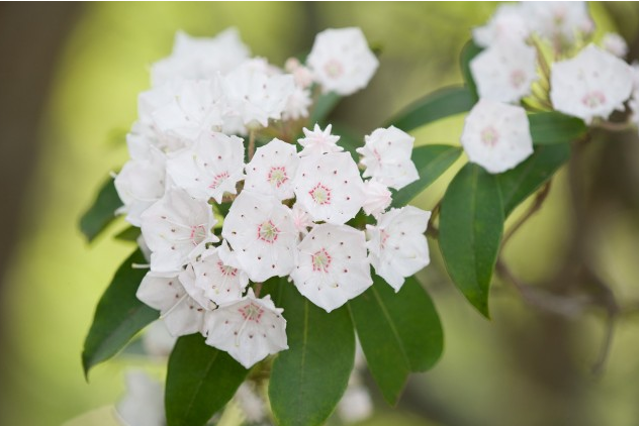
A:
[367,206,431,291]
[460,99,533,174]
[472,4,529,48]
[203,288,288,369]
[222,191,298,282]
[523,1,594,45]
[291,224,372,312]
[244,138,299,201]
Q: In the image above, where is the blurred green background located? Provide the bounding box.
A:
[2,2,639,425]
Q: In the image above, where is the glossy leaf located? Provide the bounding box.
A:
[459,40,483,103]
[387,86,475,132]
[391,145,462,208]
[80,176,123,242]
[82,249,157,377]
[529,112,587,145]
[439,163,504,318]
[165,334,249,426]
[498,144,571,216]
[114,226,141,242]
[310,91,341,125]
[269,283,355,426]
[349,276,443,405]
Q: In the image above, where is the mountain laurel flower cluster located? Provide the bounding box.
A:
[111,26,430,369]
[464,1,638,174]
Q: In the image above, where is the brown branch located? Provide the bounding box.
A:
[501,181,552,248]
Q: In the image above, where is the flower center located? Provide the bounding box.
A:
[311,248,332,273]
[257,220,279,243]
[309,183,331,205]
[190,224,207,246]
[581,91,606,109]
[268,166,288,188]
[239,302,264,323]
[510,69,526,89]
[480,126,500,147]
[217,261,237,277]
[324,59,344,79]
[209,171,230,189]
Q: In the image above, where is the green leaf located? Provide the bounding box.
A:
[82,249,158,377]
[498,144,571,216]
[529,112,587,145]
[391,145,462,208]
[349,276,443,405]
[80,176,123,243]
[310,91,341,125]
[387,86,475,132]
[114,226,141,242]
[439,163,504,318]
[459,40,483,103]
[166,334,249,426]
[269,283,355,426]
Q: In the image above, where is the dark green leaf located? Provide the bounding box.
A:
[269,283,355,426]
[114,226,141,242]
[498,144,571,216]
[529,112,587,145]
[80,176,123,243]
[166,334,249,426]
[82,249,158,377]
[330,123,362,163]
[391,145,462,208]
[459,40,483,103]
[349,276,443,405]
[439,164,504,318]
[387,86,475,132]
[310,91,341,125]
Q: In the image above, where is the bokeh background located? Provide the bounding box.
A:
[2,2,639,425]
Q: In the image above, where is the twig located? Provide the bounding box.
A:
[501,181,552,248]
[253,282,263,297]
[248,130,256,162]
[592,120,634,132]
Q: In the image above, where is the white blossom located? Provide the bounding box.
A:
[337,385,373,424]
[166,131,245,203]
[283,85,312,121]
[203,288,288,369]
[357,126,419,190]
[140,188,218,272]
[297,124,343,157]
[550,44,633,124]
[472,3,529,48]
[470,40,538,104]
[307,27,379,96]
[294,152,365,225]
[244,138,299,200]
[290,203,314,235]
[115,370,165,426]
[602,33,628,58]
[291,224,372,312]
[285,57,314,88]
[367,206,431,291]
[141,321,177,358]
[221,191,298,282]
[362,180,392,218]
[234,383,266,423]
[523,1,594,45]
[460,99,533,174]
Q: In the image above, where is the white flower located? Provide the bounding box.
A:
[602,32,628,58]
[136,270,206,336]
[140,188,218,272]
[221,191,298,282]
[294,152,365,225]
[550,44,633,124]
[166,131,245,203]
[357,126,419,190]
[362,180,391,218]
[291,224,372,312]
[290,202,314,235]
[282,85,312,121]
[151,28,250,87]
[115,370,165,426]
[297,124,343,157]
[337,385,373,424]
[234,383,266,423]
[472,3,529,48]
[244,138,299,200]
[285,57,314,88]
[367,206,431,291]
[141,321,177,358]
[523,1,594,44]
[461,99,533,174]
[307,27,379,96]
[115,146,166,227]
[179,245,249,306]
[203,288,288,369]
[470,40,538,104]
[224,60,295,127]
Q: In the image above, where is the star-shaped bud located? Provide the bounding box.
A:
[297,124,343,157]
[166,131,245,203]
[290,203,314,236]
[140,188,218,272]
[357,126,419,191]
[294,152,365,225]
[244,138,299,200]
[367,206,431,291]
[472,3,529,48]
[461,99,533,174]
[203,288,288,369]
[136,270,206,336]
[221,191,298,282]
[291,224,372,312]
[550,44,633,124]
[470,40,538,104]
[362,180,391,218]
[307,27,379,96]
